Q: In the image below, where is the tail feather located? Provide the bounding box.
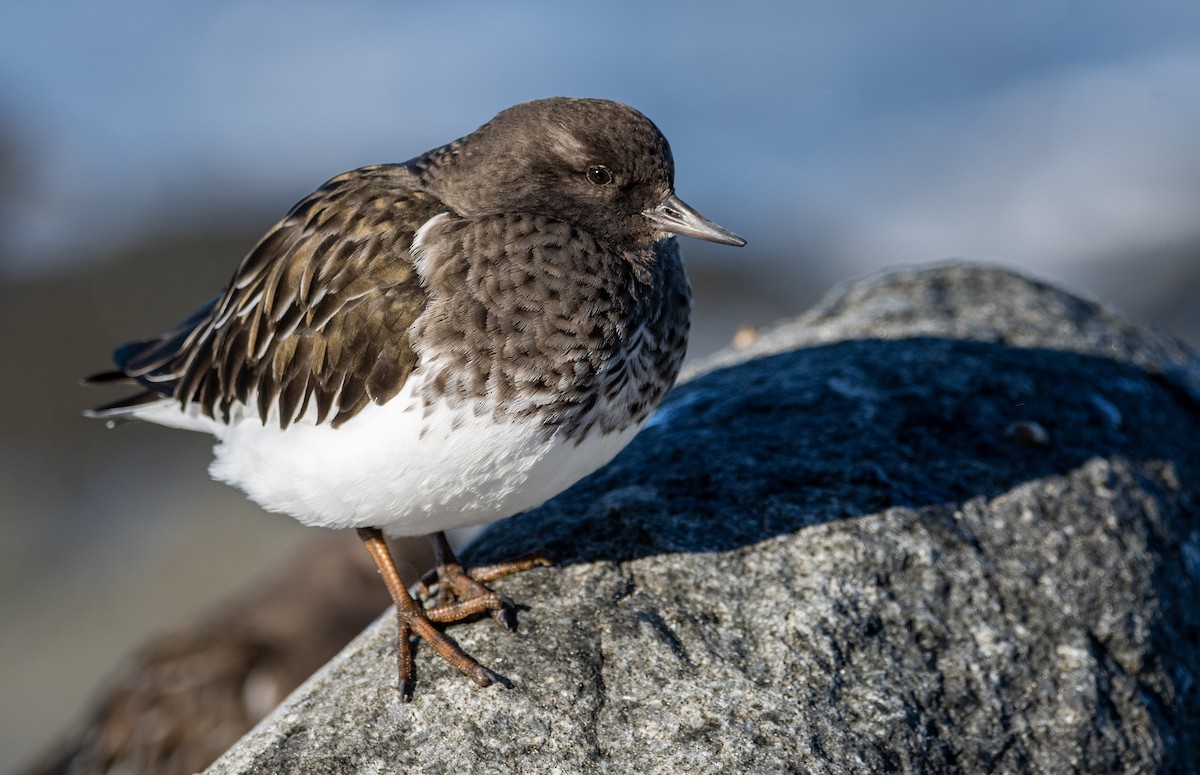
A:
[81,370,136,386]
[84,391,164,419]
[114,295,219,380]
[84,294,220,424]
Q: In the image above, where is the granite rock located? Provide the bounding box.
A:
[207,264,1200,774]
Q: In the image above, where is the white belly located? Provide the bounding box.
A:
[176,374,642,536]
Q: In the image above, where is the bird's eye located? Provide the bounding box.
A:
[586,165,613,186]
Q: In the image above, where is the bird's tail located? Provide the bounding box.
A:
[83,294,221,424]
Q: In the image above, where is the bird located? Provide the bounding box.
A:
[85,97,746,700]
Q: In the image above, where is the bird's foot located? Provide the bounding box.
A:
[358,527,515,700]
[420,537,553,630]
[391,601,506,700]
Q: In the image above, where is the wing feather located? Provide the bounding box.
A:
[90,165,446,429]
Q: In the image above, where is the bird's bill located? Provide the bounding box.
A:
[643,194,746,247]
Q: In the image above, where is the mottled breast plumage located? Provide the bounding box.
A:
[411,212,691,439]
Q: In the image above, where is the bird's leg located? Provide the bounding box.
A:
[420,531,552,630]
[356,527,499,699]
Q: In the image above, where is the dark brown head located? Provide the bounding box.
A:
[410,97,744,249]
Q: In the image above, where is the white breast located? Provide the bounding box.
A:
[192,370,641,536]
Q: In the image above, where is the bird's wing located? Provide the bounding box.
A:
[89,165,446,429]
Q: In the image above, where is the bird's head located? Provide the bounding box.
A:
[413,97,745,250]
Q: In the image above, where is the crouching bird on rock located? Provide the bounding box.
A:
[86,97,746,699]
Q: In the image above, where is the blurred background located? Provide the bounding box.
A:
[2,1,1199,771]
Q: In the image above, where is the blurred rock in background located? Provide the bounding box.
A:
[23,534,403,775]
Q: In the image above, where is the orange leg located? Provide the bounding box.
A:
[356,527,499,700]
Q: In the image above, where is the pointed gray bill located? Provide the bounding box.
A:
[643,193,746,246]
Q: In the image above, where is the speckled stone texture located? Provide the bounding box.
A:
[207,264,1200,775]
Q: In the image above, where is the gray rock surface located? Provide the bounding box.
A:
[207,264,1200,774]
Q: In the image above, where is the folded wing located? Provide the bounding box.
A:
[87,165,444,430]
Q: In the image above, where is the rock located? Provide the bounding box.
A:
[24,534,399,775]
[207,263,1200,774]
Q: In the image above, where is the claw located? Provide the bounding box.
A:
[398,674,414,702]
[470,665,498,687]
[493,605,518,632]
[476,666,512,689]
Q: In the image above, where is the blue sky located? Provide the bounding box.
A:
[3,1,1200,289]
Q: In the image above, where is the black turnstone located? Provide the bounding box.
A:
[86,97,745,699]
